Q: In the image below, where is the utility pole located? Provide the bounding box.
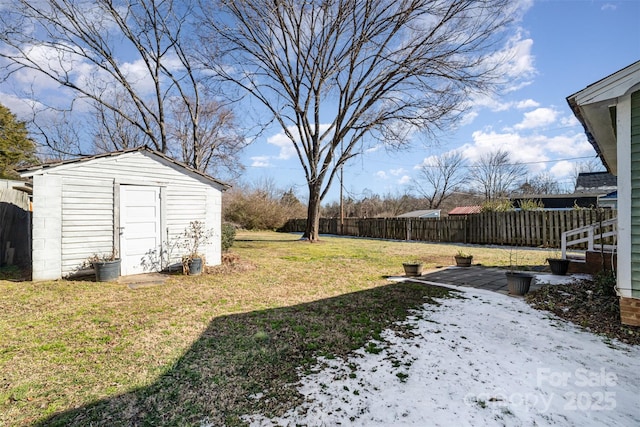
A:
[339,141,344,235]
[340,165,344,235]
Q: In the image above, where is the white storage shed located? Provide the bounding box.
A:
[19,147,230,281]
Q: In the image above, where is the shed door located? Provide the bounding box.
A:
[119,185,161,275]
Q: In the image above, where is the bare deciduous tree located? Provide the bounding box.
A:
[168,100,248,180]
[413,151,467,209]
[200,0,518,241]
[516,172,562,195]
[0,0,246,174]
[92,95,141,153]
[469,149,527,201]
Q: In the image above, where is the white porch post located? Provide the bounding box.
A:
[616,93,632,298]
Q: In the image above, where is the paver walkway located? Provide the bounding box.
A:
[397,266,582,295]
[117,272,171,289]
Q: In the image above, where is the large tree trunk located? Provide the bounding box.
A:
[303,184,322,241]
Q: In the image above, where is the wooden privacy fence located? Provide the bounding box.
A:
[280,209,618,248]
[0,188,31,266]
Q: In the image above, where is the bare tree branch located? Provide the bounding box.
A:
[469,149,527,200]
[199,0,516,240]
[0,0,247,174]
[413,151,467,208]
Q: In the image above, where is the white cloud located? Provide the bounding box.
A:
[602,3,617,11]
[513,107,558,130]
[504,37,535,79]
[266,132,297,160]
[267,124,333,160]
[459,110,479,126]
[366,144,383,153]
[397,175,411,185]
[466,93,511,112]
[118,58,160,94]
[415,154,438,169]
[485,31,536,94]
[468,96,541,114]
[560,114,580,127]
[375,168,409,184]
[542,133,593,157]
[515,99,540,109]
[250,156,272,168]
[459,124,599,183]
[9,45,76,92]
[549,160,575,178]
[0,92,37,119]
[462,129,546,173]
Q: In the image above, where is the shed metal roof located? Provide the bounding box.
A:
[448,206,482,215]
[18,146,231,189]
[397,209,441,218]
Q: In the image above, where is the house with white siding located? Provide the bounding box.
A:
[567,60,640,326]
[18,146,230,281]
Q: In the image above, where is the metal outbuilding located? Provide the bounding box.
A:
[19,146,229,281]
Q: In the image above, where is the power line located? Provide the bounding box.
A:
[367,154,599,169]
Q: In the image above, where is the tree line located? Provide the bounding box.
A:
[223,151,602,230]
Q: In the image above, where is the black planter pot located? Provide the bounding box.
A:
[93,259,121,282]
[188,257,203,276]
[506,272,534,296]
[547,258,570,276]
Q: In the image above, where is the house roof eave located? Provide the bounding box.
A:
[567,96,614,174]
[566,60,640,176]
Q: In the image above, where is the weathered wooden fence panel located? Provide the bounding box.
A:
[0,188,31,266]
[280,209,618,248]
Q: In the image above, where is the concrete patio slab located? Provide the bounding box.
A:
[390,266,590,296]
[117,272,172,289]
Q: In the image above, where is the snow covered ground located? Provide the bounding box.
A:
[242,280,640,426]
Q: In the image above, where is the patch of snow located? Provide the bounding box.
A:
[242,285,640,426]
[533,273,591,286]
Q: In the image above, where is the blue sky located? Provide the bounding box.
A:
[240,0,640,203]
[1,1,638,204]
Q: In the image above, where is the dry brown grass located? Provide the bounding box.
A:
[0,231,549,426]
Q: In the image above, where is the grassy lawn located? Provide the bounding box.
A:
[0,232,549,426]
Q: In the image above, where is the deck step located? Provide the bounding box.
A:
[567,258,587,274]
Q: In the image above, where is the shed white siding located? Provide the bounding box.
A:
[61,177,114,274]
[24,150,225,280]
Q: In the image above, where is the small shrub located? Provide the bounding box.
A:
[518,199,544,211]
[221,222,236,252]
[480,199,513,212]
[593,270,616,297]
[223,181,307,230]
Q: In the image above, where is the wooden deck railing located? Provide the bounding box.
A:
[561,217,617,258]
